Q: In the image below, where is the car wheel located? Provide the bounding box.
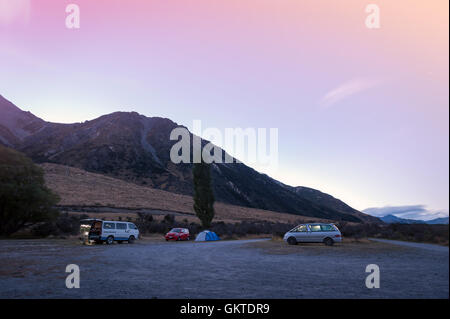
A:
[287,237,297,245]
[106,236,114,245]
[128,236,135,244]
[323,237,334,246]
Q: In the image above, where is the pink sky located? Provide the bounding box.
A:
[0,0,448,218]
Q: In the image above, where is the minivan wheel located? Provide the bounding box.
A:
[324,238,334,246]
[128,236,135,244]
[287,237,297,245]
[106,236,114,245]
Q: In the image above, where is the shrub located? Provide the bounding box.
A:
[0,146,60,236]
[31,213,89,237]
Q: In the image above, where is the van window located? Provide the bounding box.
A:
[103,222,115,229]
[116,223,127,230]
[309,225,321,232]
[294,225,308,232]
[320,225,335,231]
[128,223,137,230]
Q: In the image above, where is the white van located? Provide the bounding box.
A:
[283,223,342,246]
[80,219,139,245]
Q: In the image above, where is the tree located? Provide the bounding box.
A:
[0,145,60,236]
[192,161,215,229]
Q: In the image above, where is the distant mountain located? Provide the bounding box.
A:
[0,94,379,222]
[380,214,449,224]
[425,217,449,225]
[380,214,423,224]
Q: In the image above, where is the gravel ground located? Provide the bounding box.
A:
[0,238,448,298]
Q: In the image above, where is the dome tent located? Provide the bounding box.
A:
[195,230,220,241]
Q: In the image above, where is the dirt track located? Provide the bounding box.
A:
[0,238,448,298]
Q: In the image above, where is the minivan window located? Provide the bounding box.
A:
[309,225,321,232]
[320,225,335,231]
[103,222,115,229]
[116,223,127,230]
[296,225,308,232]
[128,223,137,230]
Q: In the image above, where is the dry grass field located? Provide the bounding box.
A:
[42,163,332,224]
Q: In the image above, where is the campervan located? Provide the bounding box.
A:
[80,219,139,245]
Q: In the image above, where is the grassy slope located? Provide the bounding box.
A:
[42,163,334,224]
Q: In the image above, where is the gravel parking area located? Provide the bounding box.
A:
[0,238,448,298]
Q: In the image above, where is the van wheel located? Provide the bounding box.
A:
[128,236,135,244]
[324,238,334,246]
[287,237,297,245]
[106,236,114,245]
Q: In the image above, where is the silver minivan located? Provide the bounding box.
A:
[283,223,342,246]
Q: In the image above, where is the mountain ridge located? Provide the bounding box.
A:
[0,94,379,223]
[380,214,449,224]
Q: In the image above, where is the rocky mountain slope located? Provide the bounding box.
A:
[0,94,379,222]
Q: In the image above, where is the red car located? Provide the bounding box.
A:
[165,228,190,241]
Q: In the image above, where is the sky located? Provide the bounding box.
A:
[0,0,448,219]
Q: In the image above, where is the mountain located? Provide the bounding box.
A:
[380,214,449,224]
[380,214,423,224]
[0,95,46,146]
[426,217,449,225]
[0,94,379,223]
[292,186,374,223]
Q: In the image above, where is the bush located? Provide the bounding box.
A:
[335,221,448,245]
[0,146,60,236]
[162,214,175,225]
[31,222,59,237]
[31,213,89,237]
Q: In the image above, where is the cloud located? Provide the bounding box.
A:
[363,205,449,221]
[319,77,381,108]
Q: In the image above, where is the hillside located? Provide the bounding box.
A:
[41,163,333,224]
[1,94,378,223]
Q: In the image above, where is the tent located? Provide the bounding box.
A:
[195,230,220,241]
